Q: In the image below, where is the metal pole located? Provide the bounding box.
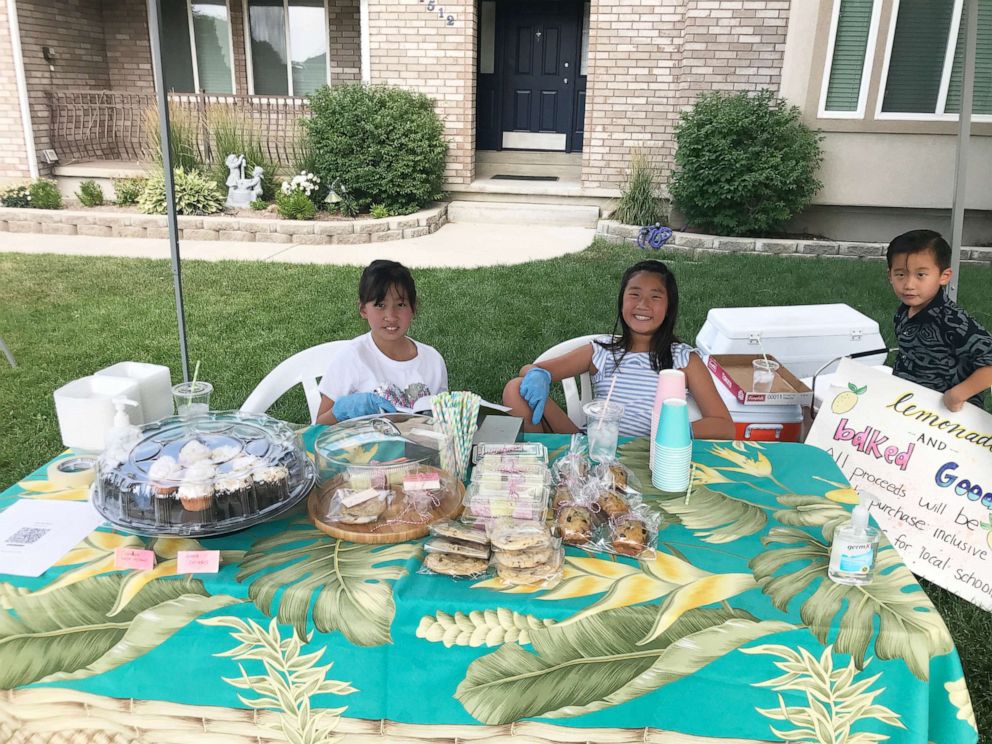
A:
[949,0,978,303]
[147,0,191,382]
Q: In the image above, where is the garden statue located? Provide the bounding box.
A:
[224,154,264,209]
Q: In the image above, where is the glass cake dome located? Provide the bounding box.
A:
[91,410,315,537]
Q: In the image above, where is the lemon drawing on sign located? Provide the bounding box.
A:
[831,383,867,414]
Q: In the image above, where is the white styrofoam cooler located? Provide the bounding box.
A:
[695,304,888,380]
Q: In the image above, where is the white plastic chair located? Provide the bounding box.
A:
[241,340,348,423]
[534,334,603,429]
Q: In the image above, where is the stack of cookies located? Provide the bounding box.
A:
[489,519,563,587]
[422,520,492,577]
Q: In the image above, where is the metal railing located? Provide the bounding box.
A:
[48,90,311,166]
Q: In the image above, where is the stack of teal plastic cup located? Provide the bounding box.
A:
[651,398,692,492]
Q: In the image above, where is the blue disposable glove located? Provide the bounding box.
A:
[333,392,397,421]
[520,367,552,425]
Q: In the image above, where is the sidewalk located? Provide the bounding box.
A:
[0,222,596,268]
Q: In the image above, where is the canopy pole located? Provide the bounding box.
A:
[949,0,978,303]
[147,0,191,382]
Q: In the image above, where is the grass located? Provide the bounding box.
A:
[1,240,990,739]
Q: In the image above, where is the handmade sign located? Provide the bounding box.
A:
[806,358,992,610]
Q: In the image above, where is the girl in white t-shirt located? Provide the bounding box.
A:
[503,259,734,440]
[315,260,448,424]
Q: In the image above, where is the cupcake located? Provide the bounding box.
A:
[210,445,242,464]
[148,456,183,524]
[178,440,212,467]
[178,461,216,513]
[253,463,289,510]
[214,469,254,520]
[121,478,154,522]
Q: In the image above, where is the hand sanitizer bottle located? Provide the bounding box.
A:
[103,398,141,466]
[828,493,880,586]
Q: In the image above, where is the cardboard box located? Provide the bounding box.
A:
[707,354,813,407]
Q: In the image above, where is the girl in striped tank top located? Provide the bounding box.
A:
[503,260,734,440]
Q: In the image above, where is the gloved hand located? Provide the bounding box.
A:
[520,367,552,425]
[333,392,397,421]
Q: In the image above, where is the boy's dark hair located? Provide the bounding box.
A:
[358,259,417,310]
[886,229,951,271]
[599,259,680,371]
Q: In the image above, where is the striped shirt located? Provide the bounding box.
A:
[590,337,695,437]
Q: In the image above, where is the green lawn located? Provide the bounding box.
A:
[1,239,990,739]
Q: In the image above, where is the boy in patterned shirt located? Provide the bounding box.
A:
[887,229,992,411]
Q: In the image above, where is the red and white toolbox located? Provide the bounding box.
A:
[695,304,887,379]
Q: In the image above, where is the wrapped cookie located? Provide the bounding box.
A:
[430,519,491,546]
[421,551,491,578]
[425,537,491,561]
[487,518,553,552]
[598,506,661,559]
[495,546,564,589]
[322,487,390,524]
[593,460,640,495]
[551,433,590,487]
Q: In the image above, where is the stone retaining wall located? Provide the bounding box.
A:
[0,204,448,244]
[597,221,992,266]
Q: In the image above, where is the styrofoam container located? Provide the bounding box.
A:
[53,375,146,451]
[695,304,887,379]
[713,374,803,442]
[96,362,174,423]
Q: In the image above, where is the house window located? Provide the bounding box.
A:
[161,0,235,94]
[246,0,329,96]
[822,0,879,114]
[879,0,991,117]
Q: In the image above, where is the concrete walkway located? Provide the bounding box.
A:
[0,222,596,268]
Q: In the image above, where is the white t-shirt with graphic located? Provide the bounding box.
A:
[317,332,448,410]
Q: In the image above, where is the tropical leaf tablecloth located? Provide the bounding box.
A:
[0,434,978,744]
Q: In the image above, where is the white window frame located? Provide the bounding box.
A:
[243,0,332,97]
[180,0,238,94]
[817,0,883,119]
[875,0,992,122]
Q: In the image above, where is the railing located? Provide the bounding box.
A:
[48,91,311,167]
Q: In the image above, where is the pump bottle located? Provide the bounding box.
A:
[103,398,141,466]
[828,493,880,585]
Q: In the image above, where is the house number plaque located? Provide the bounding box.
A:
[419,0,455,25]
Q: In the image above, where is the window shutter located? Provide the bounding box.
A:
[249,0,290,95]
[289,0,328,96]
[192,0,234,94]
[825,0,875,111]
[162,0,195,93]
[882,0,955,113]
[945,0,992,115]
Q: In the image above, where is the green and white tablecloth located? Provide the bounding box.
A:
[0,434,978,743]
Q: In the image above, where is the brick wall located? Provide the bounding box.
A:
[16,0,110,173]
[581,0,790,191]
[104,0,153,93]
[0,10,30,180]
[368,0,476,186]
[329,0,361,84]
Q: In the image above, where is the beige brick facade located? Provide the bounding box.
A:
[0,8,30,180]
[0,0,789,192]
[582,0,790,191]
[367,0,477,186]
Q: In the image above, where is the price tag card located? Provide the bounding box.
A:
[177,550,220,574]
[115,547,155,571]
[403,473,441,491]
[339,488,382,507]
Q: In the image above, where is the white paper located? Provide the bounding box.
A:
[0,499,106,577]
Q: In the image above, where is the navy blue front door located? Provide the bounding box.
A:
[477,0,584,152]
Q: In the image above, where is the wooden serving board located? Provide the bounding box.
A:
[308,467,465,544]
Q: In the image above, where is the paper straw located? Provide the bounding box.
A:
[685,463,696,504]
[191,360,201,386]
[604,372,619,406]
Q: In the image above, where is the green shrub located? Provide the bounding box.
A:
[143,106,202,172]
[0,184,31,208]
[612,153,667,226]
[276,188,316,220]
[207,107,278,200]
[29,179,63,209]
[303,84,446,214]
[369,203,390,219]
[113,177,147,206]
[138,167,225,216]
[669,90,823,236]
[77,179,105,207]
[250,198,268,211]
